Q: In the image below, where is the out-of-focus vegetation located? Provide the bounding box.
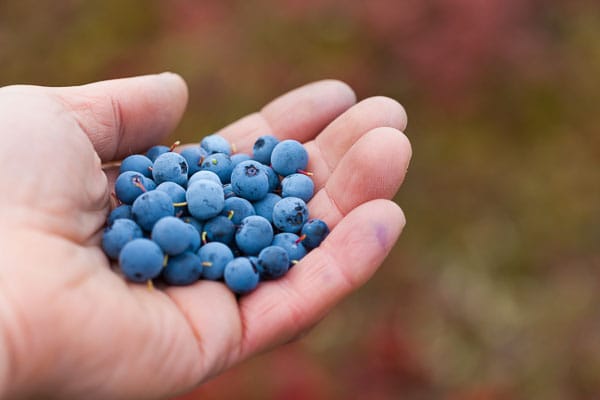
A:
[2,1,599,398]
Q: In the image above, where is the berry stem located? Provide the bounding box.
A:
[173,202,188,207]
[295,234,307,244]
[227,210,235,220]
[202,261,212,267]
[147,280,155,291]
[202,231,208,245]
[132,176,147,192]
[169,140,181,152]
[101,160,122,169]
[163,255,169,267]
[297,169,314,176]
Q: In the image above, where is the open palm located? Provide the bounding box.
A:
[0,73,410,399]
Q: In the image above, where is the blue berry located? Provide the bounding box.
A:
[252,135,280,165]
[182,216,204,235]
[270,139,308,176]
[201,134,231,155]
[188,170,222,187]
[180,147,208,177]
[260,164,281,192]
[146,145,170,162]
[115,171,156,204]
[156,181,187,214]
[198,242,234,281]
[152,152,189,187]
[272,232,307,263]
[231,160,269,201]
[102,219,143,259]
[162,252,203,286]
[230,153,252,168]
[281,173,314,202]
[151,216,191,255]
[132,190,175,231]
[203,215,235,245]
[224,257,259,294]
[222,197,255,225]
[252,193,281,224]
[257,246,290,279]
[107,204,133,226]
[235,215,273,255]
[120,154,153,178]
[186,180,225,220]
[184,222,201,252]
[272,197,308,233]
[201,153,233,184]
[119,238,164,283]
[301,219,330,249]
[223,183,235,199]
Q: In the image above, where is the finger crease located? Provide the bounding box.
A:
[314,137,335,174]
[318,243,358,291]
[323,184,346,219]
[109,96,125,160]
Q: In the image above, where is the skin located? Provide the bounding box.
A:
[0,73,411,399]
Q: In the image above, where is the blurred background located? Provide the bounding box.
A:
[1,0,599,398]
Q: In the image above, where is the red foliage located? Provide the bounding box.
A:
[361,0,552,100]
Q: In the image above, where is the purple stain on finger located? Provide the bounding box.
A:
[375,223,390,250]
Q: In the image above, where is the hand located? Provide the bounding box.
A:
[0,74,410,399]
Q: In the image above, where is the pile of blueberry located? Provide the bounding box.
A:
[102,134,329,295]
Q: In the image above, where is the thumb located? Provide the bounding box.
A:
[52,72,188,162]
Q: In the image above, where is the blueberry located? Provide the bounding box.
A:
[201,153,234,184]
[222,197,255,225]
[257,246,290,279]
[230,160,269,201]
[146,145,170,162]
[281,173,314,202]
[230,153,252,168]
[152,152,189,187]
[155,181,187,215]
[222,183,235,199]
[300,219,330,249]
[162,252,202,286]
[201,134,231,155]
[272,232,307,263]
[203,215,235,245]
[115,171,156,205]
[188,170,222,187]
[224,257,259,294]
[198,242,234,281]
[120,154,153,178]
[252,193,281,224]
[182,216,204,236]
[102,219,143,259]
[252,135,280,165]
[235,215,273,255]
[119,238,164,283]
[272,197,308,233]
[107,204,133,226]
[132,190,175,231]
[260,164,281,192]
[184,221,201,252]
[270,139,308,176]
[186,180,225,220]
[151,216,192,255]
[180,147,208,177]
